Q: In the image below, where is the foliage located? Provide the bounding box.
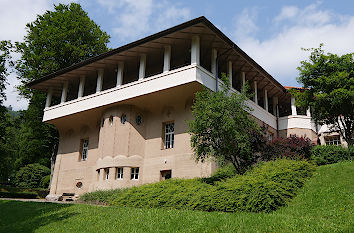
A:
[188,73,261,174]
[11,3,110,171]
[0,40,12,103]
[1,162,352,233]
[295,44,354,146]
[213,159,315,212]
[200,163,237,185]
[14,163,51,188]
[310,145,352,165]
[261,135,314,161]
[40,175,50,189]
[0,191,38,199]
[82,159,314,213]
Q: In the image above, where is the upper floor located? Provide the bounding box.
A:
[28,16,316,133]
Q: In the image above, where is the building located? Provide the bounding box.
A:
[28,17,320,199]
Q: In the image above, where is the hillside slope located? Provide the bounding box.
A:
[0,162,353,232]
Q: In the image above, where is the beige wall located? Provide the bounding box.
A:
[49,84,214,196]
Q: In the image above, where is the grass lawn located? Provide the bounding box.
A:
[0,161,353,233]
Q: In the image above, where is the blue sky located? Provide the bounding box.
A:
[1,0,354,110]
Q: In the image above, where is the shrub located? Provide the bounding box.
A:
[212,159,315,212]
[80,189,119,205]
[82,159,314,213]
[261,135,314,161]
[14,163,51,188]
[0,191,38,199]
[200,164,237,184]
[310,145,352,165]
[40,175,50,189]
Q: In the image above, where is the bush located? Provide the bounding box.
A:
[40,175,50,189]
[14,163,51,188]
[261,135,314,161]
[80,189,119,205]
[212,159,315,212]
[200,164,237,184]
[82,159,314,213]
[310,145,352,165]
[0,191,38,199]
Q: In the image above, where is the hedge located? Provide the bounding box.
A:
[310,145,352,165]
[81,159,315,212]
[0,191,38,199]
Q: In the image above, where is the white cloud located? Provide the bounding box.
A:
[232,3,354,86]
[97,0,191,43]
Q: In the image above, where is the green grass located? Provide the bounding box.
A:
[0,162,353,233]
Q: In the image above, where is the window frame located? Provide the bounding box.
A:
[163,122,175,149]
[116,167,123,180]
[130,167,139,180]
[104,168,110,180]
[80,138,89,161]
[325,135,341,145]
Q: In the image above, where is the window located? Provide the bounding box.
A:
[325,136,341,145]
[81,139,89,161]
[97,169,100,181]
[268,133,273,142]
[121,114,127,124]
[136,115,142,125]
[131,167,139,180]
[164,122,174,149]
[160,170,172,181]
[105,168,110,180]
[116,167,123,179]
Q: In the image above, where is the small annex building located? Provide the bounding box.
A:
[29,16,332,199]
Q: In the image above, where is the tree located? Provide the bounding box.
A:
[188,74,262,174]
[13,3,110,170]
[0,41,17,183]
[294,44,354,146]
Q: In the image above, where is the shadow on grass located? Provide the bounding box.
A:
[0,200,77,233]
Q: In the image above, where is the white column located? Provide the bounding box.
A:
[96,69,104,93]
[211,48,217,75]
[78,76,86,98]
[273,96,278,116]
[116,62,124,87]
[264,89,268,111]
[191,35,200,65]
[228,60,233,86]
[254,81,258,104]
[139,54,146,80]
[306,107,311,117]
[45,87,53,108]
[163,45,171,73]
[60,81,68,104]
[241,72,246,87]
[291,96,297,115]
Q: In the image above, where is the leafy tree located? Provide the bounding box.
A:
[294,44,354,146]
[188,74,262,174]
[14,163,51,188]
[0,41,17,183]
[13,3,110,170]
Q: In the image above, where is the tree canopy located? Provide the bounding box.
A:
[294,45,354,146]
[188,75,262,174]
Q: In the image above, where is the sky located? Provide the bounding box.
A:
[1,0,353,110]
